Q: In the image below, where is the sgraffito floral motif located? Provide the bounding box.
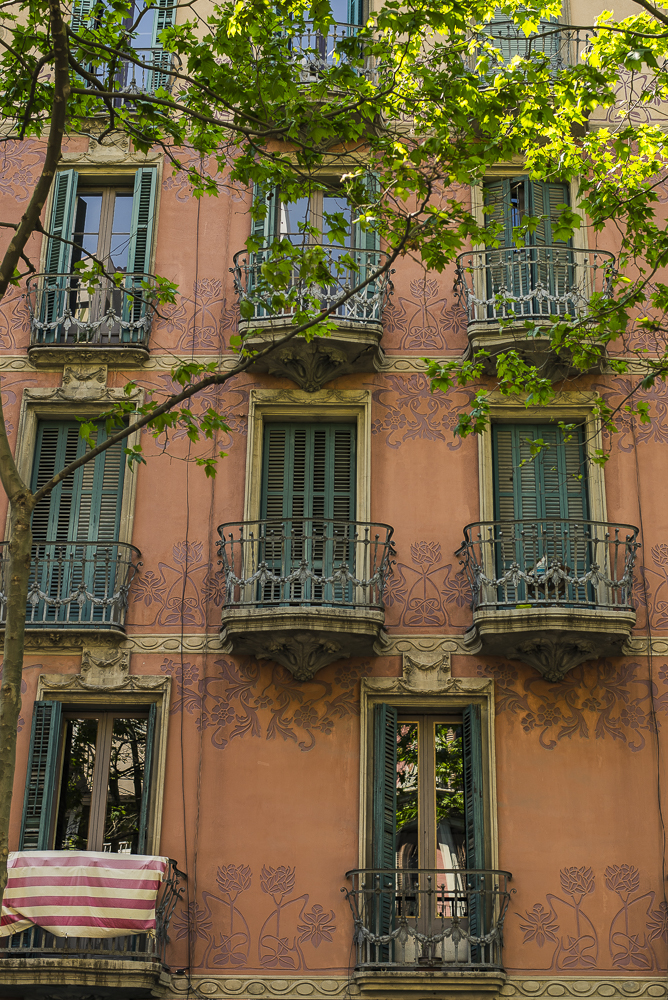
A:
[161,656,364,752]
[518,866,598,970]
[382,277,467,351]
[371,376,474,449]
[517,865,667,972]
[174,866,337,971]
[384,540,470,628]
[152,277,238,351]
[131,540,209,627]
[0,140,46,202]
[479,660,668,752]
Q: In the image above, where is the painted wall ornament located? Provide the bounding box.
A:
[479,659,668,751]
[384,540,470,628]
[371,375,473,449]
[172,865,338,972]
[160,656,364,752]
[383,276,467,351]
[516,864,667,972]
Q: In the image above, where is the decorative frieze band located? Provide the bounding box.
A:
[166,977,668,1000]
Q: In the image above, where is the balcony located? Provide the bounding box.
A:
[459,518,640,680]
[231,245,393,390]
[287,22,374,80]
[345,868,512,1000]
[479,22,590,73]
[455,246,615,376]
[218,518,394,679]
[0,541,141,644]
[0,857,185,999]
[26,273,156,367]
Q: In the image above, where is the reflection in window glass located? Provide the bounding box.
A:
[396,721,419,869]
[109,194,133,272]
[435,723,465,871]
[103,717,147,854]
[71,194,103,271]
[280,196,310,241]
[54,718,98,851]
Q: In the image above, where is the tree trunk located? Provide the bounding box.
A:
[0,493,34,902]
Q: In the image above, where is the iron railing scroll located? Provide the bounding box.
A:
[459,519,640,611]
[455,247,615,325]
[27,273,156,348]
[0,540,142,628]
[345,868,513,970]
[217,519,394,609]
[231,245,393,324]
[0,859,186,966]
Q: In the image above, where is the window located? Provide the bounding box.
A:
[253,183,379,253]
[482,176,573,319]
[258,423,356,604]
[20,701,156,854]
[372,704,485,875]
[40,167,157,341]
[492,422,591,603]
[28,420,134,627]
[71,0,176,92]
[485,11,562,70]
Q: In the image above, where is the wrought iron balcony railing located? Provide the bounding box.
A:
[345,868,513,970]
[0,540,142,628]
[0,859,185,967]
[459,519,640,611]
[455,246,615,325]
[287,22,372,76]
[477,22,590,72]
[231,245,393,325]
[217,518,394,609]
[81,47,180,96]
[27,273,156,348]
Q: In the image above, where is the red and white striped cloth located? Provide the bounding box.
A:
[0,851,169,938]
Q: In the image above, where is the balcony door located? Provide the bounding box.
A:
[483,176,573,319]
[41,167,156,342]
[259,423,356,604]
[29,420,126,625]
[492,423,590,602]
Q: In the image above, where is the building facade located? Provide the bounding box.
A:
[0,3,667,1000]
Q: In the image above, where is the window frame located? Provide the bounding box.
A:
[477,394,608,525]
[244,389,372,525]
[360,686,498,873]
[32,674,171,857]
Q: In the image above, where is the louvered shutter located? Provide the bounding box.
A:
[251,183,277,246]
[70,0,95,34]
[43,170,78,327]
[483,179,514,316]
[125,168,157,333]
[532,180,573,314]
[372,703,397,953]
[137,702,157,854]
[486,11,558,64]
[348,0,363,25]
[30,421,126,624]
[463,703,485,954]
[19,700,63,850]
[260,423,356,602]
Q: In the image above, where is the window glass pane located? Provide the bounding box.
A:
[109,193,134,272]
[71,194,103,271]
[435,723,465,868]
[280,196,310,241]
[54,718,99,850]
[509,180,525,229]
[396,721,419,870]
[103,717,147,854]
[127,0,156,49]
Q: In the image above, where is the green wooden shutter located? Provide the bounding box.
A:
[43,170,78,326]
[493,424,588,523]
[70,0,95,34]
[251,183,277,246]
[127,168,157,278]
[348,0,363,25]
[532,180,572,311]
[261,424,356,522]
[19,700,63,850]
[463,703,485,952]
[31,421,126,543]
[152,0,176,44]
[149,0,177,92]
[372,703,397,870]
[137,703,157,854]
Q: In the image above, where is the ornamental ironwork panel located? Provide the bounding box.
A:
[217,518,394,609]
[459,519,640,610]
[345,868,513,970]
[27,273,156,348]
[0,540,142,628]
[231,246,393,324]
[455,247,615,325]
